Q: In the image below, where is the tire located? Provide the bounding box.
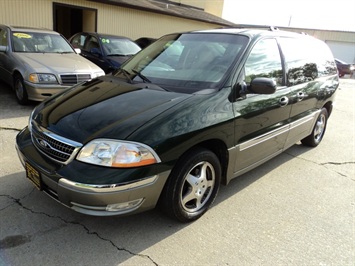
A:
[14,74,29,105]
[301,108,328,147]
[159,147,221,223]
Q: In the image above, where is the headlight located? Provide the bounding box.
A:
[76,139,160,168]
[29,73,58,84]
[92,71,105,78]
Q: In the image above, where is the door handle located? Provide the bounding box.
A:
[279,96,289,107]
[296,91,305,101]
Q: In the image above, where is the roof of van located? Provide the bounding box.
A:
[188,27,323,44]
[195,27,314,38]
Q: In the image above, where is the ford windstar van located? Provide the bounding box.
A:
[16,28,339,222]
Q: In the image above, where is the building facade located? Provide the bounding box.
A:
[0,0,232,40]
[1,0,354,63]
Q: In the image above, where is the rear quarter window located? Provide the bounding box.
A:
[279,36,337,86]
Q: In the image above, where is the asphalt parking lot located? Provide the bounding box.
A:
[0,78,354,265]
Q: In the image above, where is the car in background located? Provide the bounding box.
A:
[0,25,105,105]
[335,58,354,77]
[135,37,156,49]
[69,32,141,74]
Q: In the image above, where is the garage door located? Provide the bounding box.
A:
[326,41,355,63]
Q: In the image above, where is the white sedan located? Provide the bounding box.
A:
[0,24,105,104]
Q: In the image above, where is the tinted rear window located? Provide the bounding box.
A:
[279,37,337,86]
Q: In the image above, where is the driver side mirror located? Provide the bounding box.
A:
[249,77,277,94]
[239,77,277,96]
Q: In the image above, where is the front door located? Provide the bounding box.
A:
[232,38,292,175]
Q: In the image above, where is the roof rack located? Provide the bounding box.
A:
[229,24,281,30]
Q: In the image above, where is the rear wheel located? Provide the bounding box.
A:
[14,74,29,105]
[159,147,221,222]
[301,108,328,147]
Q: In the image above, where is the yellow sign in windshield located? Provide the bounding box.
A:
[13,33,32,39]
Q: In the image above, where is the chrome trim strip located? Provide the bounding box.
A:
[71,202,107,211]
[36,123,82,147]
[289,111,319,130]
[239,124,289,151]
[59,175,158,193]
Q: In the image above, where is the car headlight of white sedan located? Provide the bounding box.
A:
[92,71,105,78]
[29,73,58,83]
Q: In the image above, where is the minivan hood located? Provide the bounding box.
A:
[32,77,190,143]
[17,52,102,73]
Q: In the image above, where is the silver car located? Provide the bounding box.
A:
[0,25,105,104]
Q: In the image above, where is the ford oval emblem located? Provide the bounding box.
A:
[38,139,50,149]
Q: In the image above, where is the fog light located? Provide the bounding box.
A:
[106,198,144,212]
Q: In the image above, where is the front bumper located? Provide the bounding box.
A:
[24,81,71,101]
[16,127,170,216]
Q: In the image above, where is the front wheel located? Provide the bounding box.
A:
[14,74,29,105]
[301,108,328,147]
[159,147,221,223]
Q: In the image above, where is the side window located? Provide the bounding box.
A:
[280,37,337,83]
[84,36,99,52]
[244,38,283,87]
[71,34,87,49]
[0,28,7,46]
[312,41,337,77]
[278,37,318,85]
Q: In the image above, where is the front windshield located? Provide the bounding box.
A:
[100,36,141,56]
[12,32,74,53]
[115,33,248,92]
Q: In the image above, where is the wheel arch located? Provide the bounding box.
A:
[169,138,229,186]
[157,139,226,222]
[12,70,23,89]
[323,101,333,117]
[197,139,229,185]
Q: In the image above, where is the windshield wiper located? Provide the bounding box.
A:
[116,68,133,83]
[132,69,151,83]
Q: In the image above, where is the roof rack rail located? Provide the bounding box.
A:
[231,24,281,30]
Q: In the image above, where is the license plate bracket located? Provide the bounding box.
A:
[25,162,42,190]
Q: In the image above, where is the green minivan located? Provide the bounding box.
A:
[16,28,339,222]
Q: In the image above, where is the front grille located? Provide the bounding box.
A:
[31,124,82,164]
[60,74,91,85]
